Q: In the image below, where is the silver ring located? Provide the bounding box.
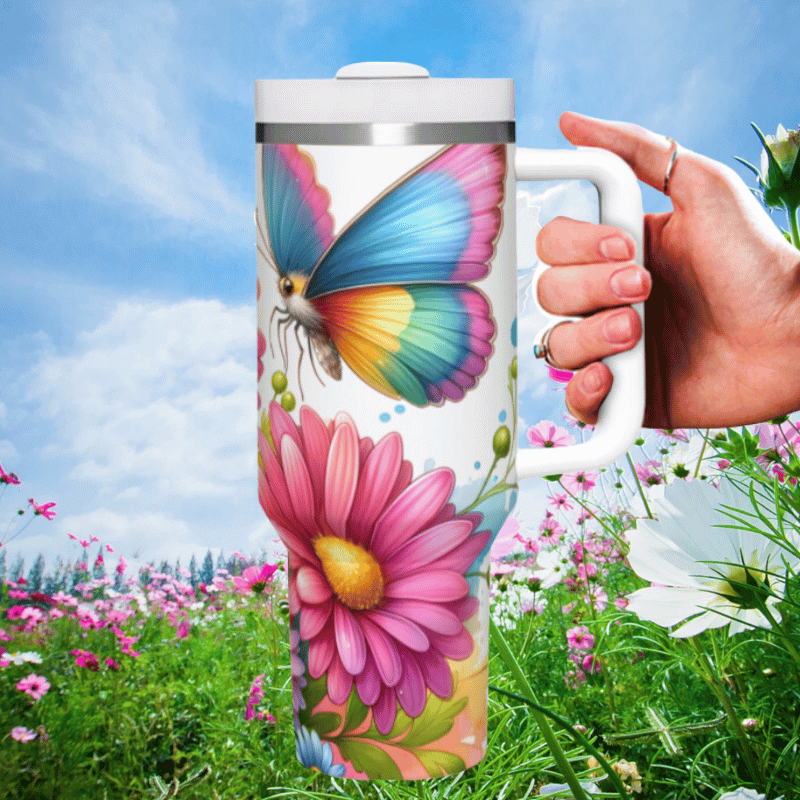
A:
[663,137,679,195]
[534,322,570,369]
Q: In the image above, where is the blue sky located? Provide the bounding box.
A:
[1,0,797,575]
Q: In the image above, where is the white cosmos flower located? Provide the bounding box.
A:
[533,548,572,590]
[626,478,800,638]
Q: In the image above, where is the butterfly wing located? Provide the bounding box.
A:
[311,283,495,406]
[305,144,506,296]
[261,144,335,276]
[305,144,506,406]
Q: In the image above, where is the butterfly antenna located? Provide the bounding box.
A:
[293,322,305,401]
[268,306,282,360]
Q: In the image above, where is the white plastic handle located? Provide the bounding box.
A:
[515,146,645,479]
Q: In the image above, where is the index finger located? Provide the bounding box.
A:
[559,112,688,200]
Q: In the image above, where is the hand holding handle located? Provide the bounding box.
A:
[515,146,645,479]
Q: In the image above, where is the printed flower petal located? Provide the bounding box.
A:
[355,650,382,706]
[326,651,354,705]
[396,648,427,717]
[363,609,430,652]
[295,566,333,604]
[349,432,403,546]
[281,436,317,534]
[417,647,453,699]
[380,599,462,636]
[359,615,402,687]
[299,405,331,508]
[307,624,335,679]
[382,519,475,579]
[429,529,492,574]
[427,627,474,660]
[299,600,333,640]
[324,422,360,539]
[269,401,303,460]
[372,685,397,736]
[333,602,367,675]
[371,469,455,560]
[384,571,469,603]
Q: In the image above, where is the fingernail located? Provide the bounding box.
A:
[581,366,603,394]
[610,267,645,299]
[603,312,633,344]
[599,236,632,261]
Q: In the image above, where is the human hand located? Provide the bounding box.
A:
[535,112,800,429]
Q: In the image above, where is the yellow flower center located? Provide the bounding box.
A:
[312,536,384,611]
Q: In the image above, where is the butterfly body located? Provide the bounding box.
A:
[259,142,506,407]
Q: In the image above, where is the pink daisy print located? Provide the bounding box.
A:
[259,402,488,735]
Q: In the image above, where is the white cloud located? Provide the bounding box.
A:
[27,298,255,502]
[1,0,249,237]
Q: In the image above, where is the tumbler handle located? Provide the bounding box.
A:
[515,146,645,479]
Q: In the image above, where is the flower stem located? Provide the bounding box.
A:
[687,636,764,788]
[626,453,653,519]
[489,618,592,800]
[786,201,800,250]
[693,429,710,479]
[754,598,800,667]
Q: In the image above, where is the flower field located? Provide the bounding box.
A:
[3,418,800,799]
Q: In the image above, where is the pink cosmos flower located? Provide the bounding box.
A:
[106,657,120,670]
[260,402,488,735]
[634,460,663,486]
[527,421,575,449]
[548,493,573,511]
[71,650,100,671]
[562,471,598,494]
[539,517,565,546]
[8,589,28,599]
[16,673,50,700]
[581,654,602,674]
[105,544,114,553]
[566,625,594,650]
[0,461,20,485]
[233,563,279,594]
[28,499,56,520]
[11,726,37,742]
[656,429,690,442]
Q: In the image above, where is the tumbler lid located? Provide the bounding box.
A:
[255,62,514,131]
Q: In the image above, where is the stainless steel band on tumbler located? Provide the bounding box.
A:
[256,121,515,146]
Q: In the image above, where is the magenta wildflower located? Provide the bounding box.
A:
[105,657,120,670]
[0,461,20,485]
[634,459,663,486]
[71,650,100,671]
[581,654,602,674]
[562,472,598,494]
[16,673,50,700]
[245,674,266,720]
[539,516,565,545]
[566,625,594,650]
[28,499,56,520]
[11,726,37,742]
[232,563,279,594]
[548,493,573,511]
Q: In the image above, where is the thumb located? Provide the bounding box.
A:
[559,112,686,199]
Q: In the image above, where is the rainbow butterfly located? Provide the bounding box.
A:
[257,142,506,407]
